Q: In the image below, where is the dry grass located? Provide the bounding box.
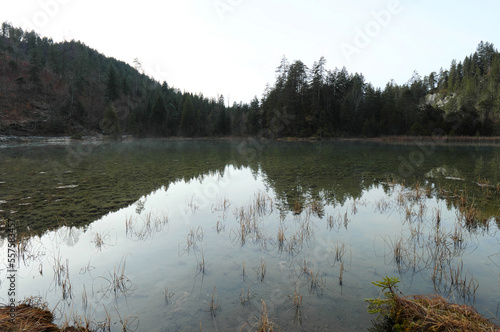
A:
[241,300,281,332]
[393,294,499,331]
[339,261,344,286]
[254,259,267,282]
[216,220,224,233]
[0,297,92,332]
[277,225,285,251]
[333,240,347,265]
[205,286,220,318]
[240,285,253,306]
[289,288,303,325]
[368,277,500,331]
[97,255,136,300]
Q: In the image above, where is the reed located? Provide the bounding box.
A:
[394,237,403,265]
[206,286,220,317]
[326,214,334,230]
[212,196,231,214]
[240,285,253,306]
[196,248,207,276]
[291,288,303,309]
[187,195,200,213]
[82,285,89,311]
[52,253,69,287]
[461,204,480,228]
[309,198,324,218]
[404,204,414,221]
[101,305,111,331]
[92,232,105,251]
[98,255,136,299]
[333,240,347,264]
[254,300,279,332]
[290,288,303,325]
[352,199,359,215]
[376,198,391,213]
[164,287,174,305]
[114,307,139,332]
[254,190,273,216]
[327,213,344,231]
[339,261,344,286]
[416,200,427,221]
[309,269,326,295]
[434,206,441,224]
[277,225,285,251]
[216,220,224,233]
[186,226,204,254]
[255,259,267,282]
[293,200,302,215]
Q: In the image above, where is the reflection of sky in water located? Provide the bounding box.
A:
[1,162,499,331]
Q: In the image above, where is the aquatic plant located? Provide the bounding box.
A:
[97,255,136,300]
[164,287,174,305]
[240,285,253,306]
[216,220,225,233]
[196,248,207,276]
[333,240,347,265]
[277,225,285,251]
[308,198,324,218]
[241,299,281,332]
[288,288,303,325]
[254,259,267,282]
[205,286,220,317]
[339,261,344,286]
[308,269,326,295]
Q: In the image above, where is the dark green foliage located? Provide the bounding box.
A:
[180,94,196,136]
[1,20,500,138]
[102,103,121,138]
[106,64,120,101]
[149,93,167,135]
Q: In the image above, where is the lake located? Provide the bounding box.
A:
[1,138,499,331]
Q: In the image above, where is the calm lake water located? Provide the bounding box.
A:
[1,139,500,331]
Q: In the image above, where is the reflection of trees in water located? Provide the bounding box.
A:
[255,142,500,228]
[3,140,500,235]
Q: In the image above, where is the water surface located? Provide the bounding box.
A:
[1,139,499,331]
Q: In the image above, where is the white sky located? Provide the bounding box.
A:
[2,0,500,104]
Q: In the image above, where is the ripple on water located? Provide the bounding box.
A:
[56,185,79,189]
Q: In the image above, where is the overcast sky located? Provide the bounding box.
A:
[2,0,500,104]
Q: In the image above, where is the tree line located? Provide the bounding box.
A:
[1,21,499,138]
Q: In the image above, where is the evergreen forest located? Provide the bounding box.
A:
[1,22,500,138]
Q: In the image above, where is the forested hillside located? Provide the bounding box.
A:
[1,21,499,138]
